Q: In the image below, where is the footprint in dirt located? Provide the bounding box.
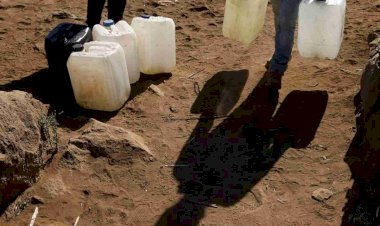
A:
[190,6,209,12]
[201,11,216,18]
[186,24,200,32]
[189,5,217,18]
[181,13,188,18]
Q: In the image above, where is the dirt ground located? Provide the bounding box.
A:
[0,0,380,225]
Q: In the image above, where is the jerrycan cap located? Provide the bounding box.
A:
[72,43,84,52]
[141,14,150,19]
[103,19,114,27]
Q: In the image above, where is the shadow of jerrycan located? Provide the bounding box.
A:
[271,90,329,149]
[191,70,249,117]
[189,70,249,137]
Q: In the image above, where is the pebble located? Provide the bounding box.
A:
[149,84,165,97]
[312,188,333,202]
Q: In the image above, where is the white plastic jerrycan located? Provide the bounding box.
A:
[67,41,131,112]
[92,19,140,84]
[131,15,176,75]
[223,0,269,44]
[298,0,346,59]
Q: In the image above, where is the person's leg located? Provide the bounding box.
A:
[87,0,106,28]
[266,0,281,69]
[271,0,281,35]
[107,0,127,23]
[269,0,302,74]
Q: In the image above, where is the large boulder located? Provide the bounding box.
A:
[61,119,153,167]
[0,91,49,213]
[349,30,380,181]
[343,30,380,225]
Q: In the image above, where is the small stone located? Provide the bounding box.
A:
[308,144,327,151]
[312,188,333,202]
[306,81,319,87]
[0,153,8,162]
[33,42,45,55]
[44,16,53,23]
[149,84,165,97]
[60,150,79,166]
[148,156,154,162]
[31,196,45,204]
[169,106,178,113]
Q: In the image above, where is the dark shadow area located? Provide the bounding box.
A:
[155,72,328,226]
[188,70,249,140]
[341,55,380,225]
[342,133,380,226]
[0,184,29,215]
[0,69,171,131]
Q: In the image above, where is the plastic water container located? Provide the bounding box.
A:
[298,0,346,59]
[67,41,131,112]
[45,23,92,105]
[223,0,269,44]
[131,16,176,75]
[92,19,140,84]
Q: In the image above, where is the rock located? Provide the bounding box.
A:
[66,119,153,165]
[308,144,327,151]
[41,175,68,199]
[312,188,334,202]
[60,150,79,166]
[0,153,8,162]
[349,30,380,181]
[157,0,177,6]
[33,42,45,55]
[149,84,165,97]
[0,91,48,212]
[169,106,178,113]
[305,81,319,87]
[44,15,53,23]
[342,31,380,225]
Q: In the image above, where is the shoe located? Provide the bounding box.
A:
[262,70,284,90]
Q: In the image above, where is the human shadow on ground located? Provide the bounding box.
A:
[188,70,249,140]
[0,68,170,130]
[155,71,329,226]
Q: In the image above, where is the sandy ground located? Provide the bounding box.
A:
[0,0,380,225]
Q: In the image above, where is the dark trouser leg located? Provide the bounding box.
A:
[269,0,302,74]
[107,0,127,23]
[87,0,106,28]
